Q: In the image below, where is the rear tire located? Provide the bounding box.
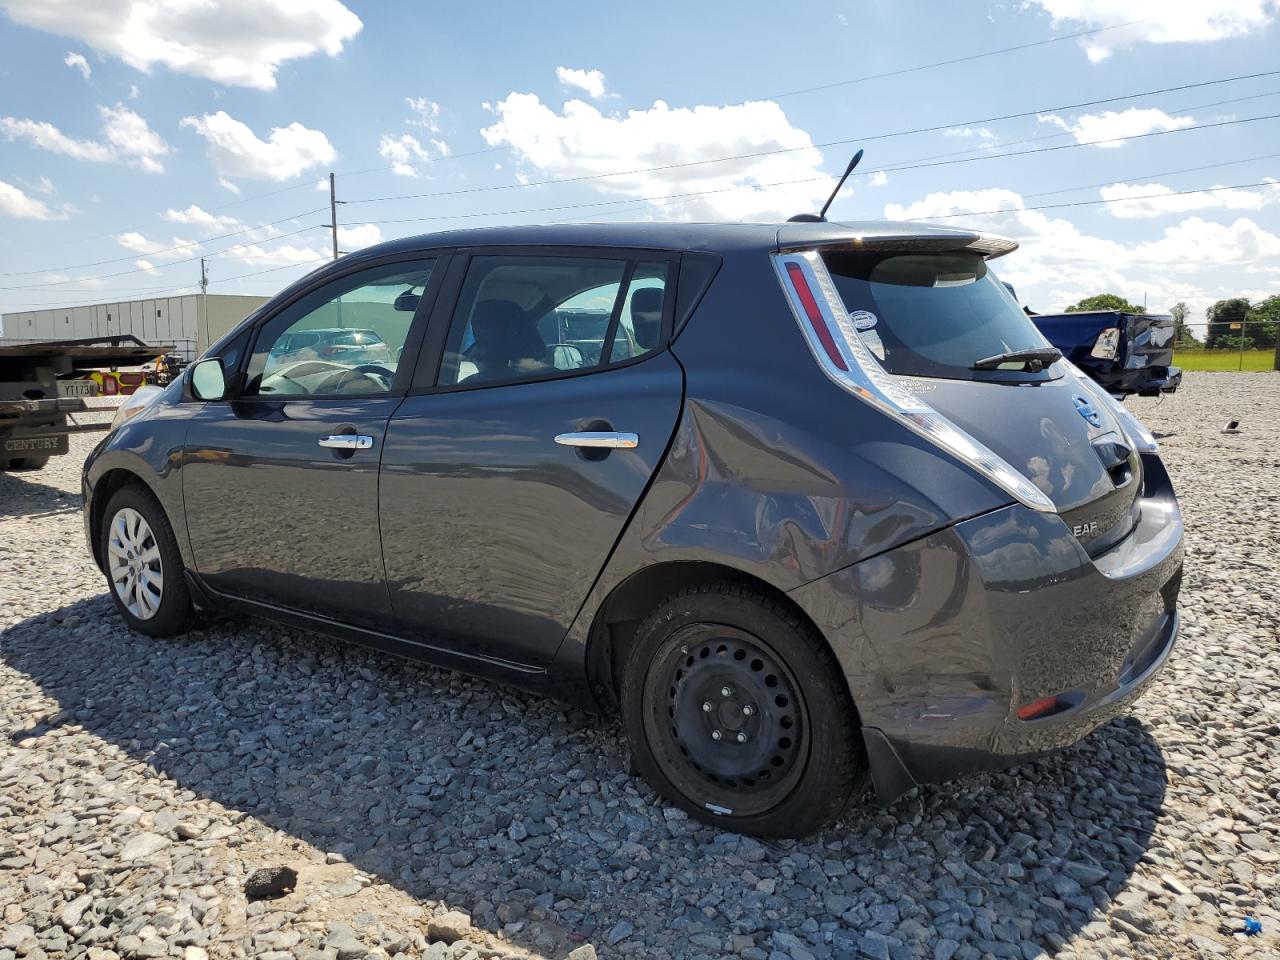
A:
[621,582,865,837]
[100,484,194,638]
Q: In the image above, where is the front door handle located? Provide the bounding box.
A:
[318,434,374,450]
[554,431,639,449]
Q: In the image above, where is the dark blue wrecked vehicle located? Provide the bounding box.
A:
[1030,309,1182,398]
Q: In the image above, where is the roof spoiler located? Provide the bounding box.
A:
[777,231,1018,260]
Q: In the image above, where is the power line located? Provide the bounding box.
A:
[339,114,1280,231]
[900,178,1280,220]
[1023,151,1280,199]
[213,257,329,283]
[0,225,327,291]
[344,70,1280,208]
[870,112,1280,178]
[0,207,329,277]
[752,20,1151,102]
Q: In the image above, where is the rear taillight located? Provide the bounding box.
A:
[785,261,847,371]
[1091,327,1120,360]
[772,249,1056,513]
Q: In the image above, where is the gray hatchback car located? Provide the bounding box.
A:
[83,222,1183,837]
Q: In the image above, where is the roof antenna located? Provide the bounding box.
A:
[788,149,864,223]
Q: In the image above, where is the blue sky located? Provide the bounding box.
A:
[1,0,1278,330]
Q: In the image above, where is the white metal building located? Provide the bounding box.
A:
[0,293,268,360]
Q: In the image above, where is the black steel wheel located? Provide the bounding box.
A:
[621,582,865,837]
[646,625,808,817]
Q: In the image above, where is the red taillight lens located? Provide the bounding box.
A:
[1016,695,1062,721]
[784,261,847,371]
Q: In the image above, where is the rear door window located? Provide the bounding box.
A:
[437,255,670,387]
[823,251,1055,381]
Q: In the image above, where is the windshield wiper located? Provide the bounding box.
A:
[972,347,1062,371]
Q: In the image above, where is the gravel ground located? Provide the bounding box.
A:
[1,373,1277,960]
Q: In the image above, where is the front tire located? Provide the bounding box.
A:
[100,484,194,637]
[621,582,866,837]
[4,455,50,471]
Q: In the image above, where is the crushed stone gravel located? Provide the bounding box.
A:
[1,373,1277,959]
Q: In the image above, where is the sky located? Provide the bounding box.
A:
[0,0,1278,334]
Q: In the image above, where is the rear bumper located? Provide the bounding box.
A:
[1082,363,1181,397]
[789,453,1183,803]
[1135,365,1181,397]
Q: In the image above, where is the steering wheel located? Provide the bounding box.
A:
[327,363,394,392]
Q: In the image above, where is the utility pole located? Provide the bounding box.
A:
[199,257,209,358]
[329,171,339,261]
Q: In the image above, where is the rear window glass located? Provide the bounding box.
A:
[823,252,1054,381]
[328,330,384,346]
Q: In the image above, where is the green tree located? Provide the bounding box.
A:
[1064,293,1146,314]
[1204,298,1252,348]
[1244,294,1279,349]
[1168,301,1199,345]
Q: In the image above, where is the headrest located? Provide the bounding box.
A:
[630,287,664,315]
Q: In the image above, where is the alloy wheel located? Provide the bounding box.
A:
[107,506,164,620]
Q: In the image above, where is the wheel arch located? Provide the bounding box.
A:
[583,560,860,719]
[89,468,162,571]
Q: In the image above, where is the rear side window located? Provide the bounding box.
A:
[438,255,670,387]
[823,252,1053,381]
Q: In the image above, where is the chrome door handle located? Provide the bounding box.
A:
[554,431,639,449]
[318,434,373,450]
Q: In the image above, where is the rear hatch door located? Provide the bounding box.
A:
[822,249,1141,554]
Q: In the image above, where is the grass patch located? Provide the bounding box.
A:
[1174,348,1276,372]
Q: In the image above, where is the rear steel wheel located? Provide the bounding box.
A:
[621,582,865,837]
[646,625,807,818]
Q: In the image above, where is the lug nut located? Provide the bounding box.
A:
[736,732,748,743]
[711,730,722,741]
[720,686,732,697]
[701,701,712,712]
[742,705,755,717]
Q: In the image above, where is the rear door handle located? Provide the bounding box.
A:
[554,431,638,449]
[318,435,374,450]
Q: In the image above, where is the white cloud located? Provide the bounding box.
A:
[337,223,382,249]
[1024,0,1276,61]
[405,97,442,131]
[100,103,171,172]
[555,66,608,99]
[162,204,242,231]
[128,84,139,99]
[378,133,448,176]
[64,51,90,80]
[116,230,197,260]
[2,0,362,90]
[480,94,834,220]
[0,179,62,219]
[33,175,55,195]
[944,126,997,143]
[1036,107,1194,147]
[181,111,335,182]
[0,116,115,163]
[869,170,889,187]
[1099,180,1280,218]
[0,104,169,171]
[882,186,1280,318]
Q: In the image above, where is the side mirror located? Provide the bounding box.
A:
[551,343,585,370]
[190,358,227,401]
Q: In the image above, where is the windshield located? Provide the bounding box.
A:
[823,251,1056,381]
